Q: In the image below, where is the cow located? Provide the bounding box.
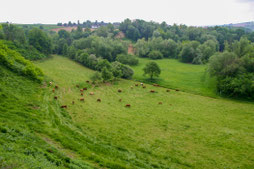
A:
[166,89,170,92]
[83,88,87,90]
[130,86,133,89]
[153,84,160,87]
[81,93,84,96]
[80,89,84,92]
[143,86,146,88]
[61,105,67,108]
[52,88,55,93]
[135,84,139,86]
[150,90,155,93]
[55,85,59,89]
[125,104,131,107]
[76,84,80,88]
[119,99,122,102]
[54,96,58,100]
[72,101,75,104]
[176,89,180,92]
[118,89,122,93]
[89,92,94,95]
[80,98,84,101]
[49,82,52,86]
[140,83,143,86]
[158,102,163,105]
[86,80,90,83]
[97,98,101,102]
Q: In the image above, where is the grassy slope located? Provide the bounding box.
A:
[131,58,217,97]
[35,55,254,169]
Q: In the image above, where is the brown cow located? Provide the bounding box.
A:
[81,93,84,96]
[150,90,155,93]
[72,101,75,104]
[52,88,55,93]
[125,104,131,107]
[86,80,90,83]
[158,102,163,105]
[61,105,67,108]
[135,84,139,86]
[175,89,180,92]
[80,89,84,92]
[54,96,58,100]
[89,92,94,95]
[97,98,101,102]
[166,89,170,92]
[153,84,160,87]
[119,99,122,102]
[55,85,59,89]
[76,84,80,88]
[143,86,146,88]
[80,98,84,101]
[83,88,87,90]
[118,89,122,93]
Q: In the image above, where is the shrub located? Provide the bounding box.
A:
[148,50,163,60]
[116,54,139,66]
[121,64,134,79]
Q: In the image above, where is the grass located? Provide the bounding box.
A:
[131,58,217,97]
[33,55,254,168]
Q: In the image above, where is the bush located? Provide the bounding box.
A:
[116,54,139,65]
[0,42,44,82]
[148,50,163,60]
[90,71,102,83]
[121,64,134,79]
[101,67,113,82]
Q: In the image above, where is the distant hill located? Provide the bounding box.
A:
[221,21,254,31]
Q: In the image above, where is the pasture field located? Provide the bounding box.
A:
[131,58,217,97]
[34,55,254,169]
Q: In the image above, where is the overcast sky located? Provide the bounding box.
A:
[0,0,253,26]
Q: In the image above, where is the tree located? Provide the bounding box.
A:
[143,62,161,80]
[148,50,163,60]
[101,67,113,82]
[90,71,102,83]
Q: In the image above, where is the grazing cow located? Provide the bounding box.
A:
[135,84,139,86]
[153,84,160,87]
[140,83,143,86]
[76,84,80,88]
[54,96,58,100]
[80,89,84,92]
[118,89,122,93]
[49,82,52,85]
[80,98,84,101]
[158,102,163,105]
[176,89,180,92]
[150,90,155,93]
[125,104,131,107]
[86,80,90,83]
[72,101,75,104]
[89,92,94,95]
[81,93,84,96]
[166,89,170,92]
[143,86,146,88]
[119,99,122,102]
[97,98,101,102]
[61,105,67,108]
[83,87,87,90]
[55,85,59,89]
[52,88,55,93]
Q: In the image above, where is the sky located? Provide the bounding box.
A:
[0,0,253,26]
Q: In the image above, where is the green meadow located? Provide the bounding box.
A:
[30,55,254,168]
[131,58,217,97]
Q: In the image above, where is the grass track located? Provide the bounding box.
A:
[34,55,254,169]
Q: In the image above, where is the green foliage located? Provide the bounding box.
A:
[148,50,163,60]
[120,64,134,79]
[28,28,52,55]
[0,42,44,82]
[90,71,102,83]
[101,67,113,82]
[96,59,112,71]
[143,61,161,79]
[116,54,139,65]
[179,41,200,63]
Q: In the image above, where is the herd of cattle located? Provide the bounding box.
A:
[50,81,178,109]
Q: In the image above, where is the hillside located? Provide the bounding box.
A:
[33,55,254,168]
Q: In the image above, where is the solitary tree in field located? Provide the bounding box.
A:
[143,62,161,80]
